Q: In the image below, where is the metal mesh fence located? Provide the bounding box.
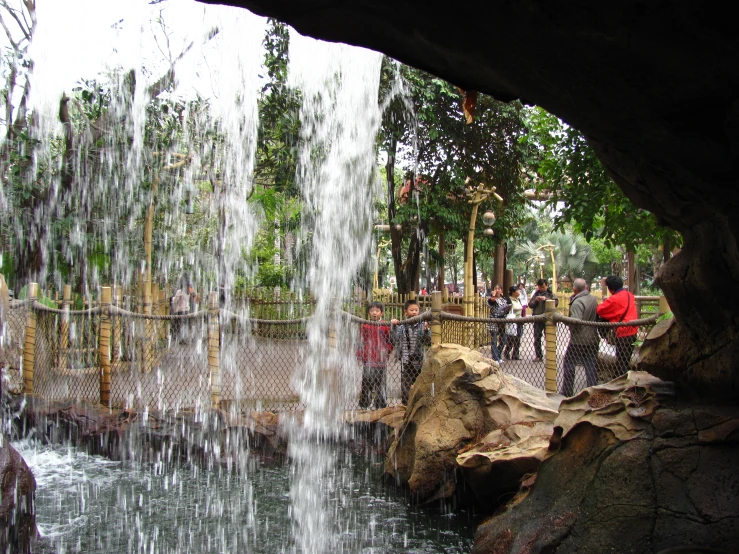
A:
[109,310,209,411]
[33,309,101,404]
[219,313,307,411]
[1,300,659,410]
[470,318,550,389]
[1,300,29,394]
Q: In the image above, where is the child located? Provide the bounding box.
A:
[357,302,393,409]
[391,299,431,405]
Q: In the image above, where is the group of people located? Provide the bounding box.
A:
[487,279,559,363]
[486,276,639,396]
[335,274,643,410]
[356,299,430,409]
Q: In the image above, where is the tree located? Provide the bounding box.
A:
[378,59,529,293]
[522,106,681,255]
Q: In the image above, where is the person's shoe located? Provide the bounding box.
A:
[503,352,511,360]
[534,357,543,362]
[511,356,520,360]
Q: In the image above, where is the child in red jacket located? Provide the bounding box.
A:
[357,301,393,409]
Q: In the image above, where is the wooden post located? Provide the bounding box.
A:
[208,291,221,409]
[658,295,670,316]
[544,299,557,393]
[157,288,167,342]
[60,284,71,371]
[431,291,442,346]
[112,286,122,362]
[504,268,514,296]
[142,280,153,373]
[22,283,39,394]
[99,287,112,407]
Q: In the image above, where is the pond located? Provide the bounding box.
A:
[15,439,476,554]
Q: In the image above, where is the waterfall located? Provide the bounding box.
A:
[286,33,382,552]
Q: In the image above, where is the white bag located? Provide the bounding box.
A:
[505,313,518,336]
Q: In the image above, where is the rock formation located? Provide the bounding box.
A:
[385,344,561,505]
[382,344,738,552]
[198,0,739,402]
[0,437,36,554]
[473,388,739,553]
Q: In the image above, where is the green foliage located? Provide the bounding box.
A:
[522,106,681,252]
[254,20,301,196]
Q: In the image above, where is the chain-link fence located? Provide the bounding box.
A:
[1,299,29,394]
[1,295,661,411]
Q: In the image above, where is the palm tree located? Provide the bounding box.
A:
[543,232,597,286]
[510,232,596,288]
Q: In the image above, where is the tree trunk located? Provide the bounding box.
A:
[493,243,505,288]
[438,235,446,292]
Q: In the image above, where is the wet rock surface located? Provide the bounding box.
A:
[13,396,407,467]
[0,436,37,554]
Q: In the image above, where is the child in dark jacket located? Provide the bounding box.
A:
[357,302,393,409]
[391,299,431,405]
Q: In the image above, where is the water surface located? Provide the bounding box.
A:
[15,439,475,553]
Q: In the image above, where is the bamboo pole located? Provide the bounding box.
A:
[431,291,442,346]
[142,279,153,373]
[544,299,557,393]
[208,291,221,409]
[22,283,39,394]
[60,284,71,371]
[112,286,122,362]
[99,287,112,407]
[658,295,670,316]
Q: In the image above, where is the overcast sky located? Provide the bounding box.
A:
[0,0,267,119]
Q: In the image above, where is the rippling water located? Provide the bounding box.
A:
[15,439,474,554]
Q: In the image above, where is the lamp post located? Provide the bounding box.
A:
[372,238,390,291]
[536,243,557,293]
[464,183,502,320]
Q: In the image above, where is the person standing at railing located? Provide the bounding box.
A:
[560,278,600,396]
[502,286,523,360]
[518,282,529,317]
[487,284,511,363]
[391,299,430,405]
[529,279,558,362]
[171,286,190,344]
[596,275,638,375]
[357,301,393,409]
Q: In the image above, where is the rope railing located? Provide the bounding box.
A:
[553,312,660,327]
[32,301,101,316]
[108,305,207,320]
[221,309,312,326]
[3,286,666,411]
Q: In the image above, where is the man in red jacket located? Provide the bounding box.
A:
[596,275,638,376]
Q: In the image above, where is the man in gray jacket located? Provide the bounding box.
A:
[560,278,600,396]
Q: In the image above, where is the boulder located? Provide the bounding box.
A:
[472,374,739,554]
[0,437,36,553]
[385,344,561,505]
